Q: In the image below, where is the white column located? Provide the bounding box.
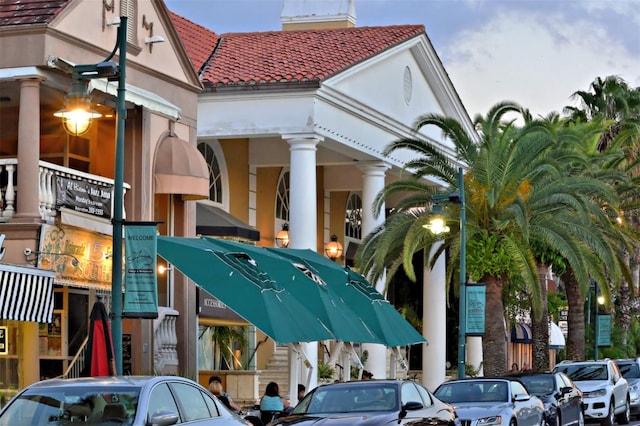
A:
[14,77,45,223]
[284,134,322,398]
[423,241,446,390]
[359,162,389,379]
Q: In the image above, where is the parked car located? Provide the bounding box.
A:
[433,377,545,426]
[0,376,251,426]
[510,372,584,426]
[554,359,630,426]
[615,358,640,419]
[267,379,460,426]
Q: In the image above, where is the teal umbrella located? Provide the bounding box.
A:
[157,236,334,343]
[202,237,383,344]
[267,247,426,347]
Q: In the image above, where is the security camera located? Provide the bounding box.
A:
[70,257,79,266]
[24,248,32,256]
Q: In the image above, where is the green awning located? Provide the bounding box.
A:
[202,237,383,344]
[157,236,333,343]
[268,247,426,347]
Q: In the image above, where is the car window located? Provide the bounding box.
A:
[203,391,222,417]
[556,364,607,381]
[618,362,640,379]
[415,383,433,408]
[555,374,565,391]
[510,381,529,398]
[170,382,212,421]
[148,383,180,422]
[401,382,422,407]
[0,386,139,426]
[519,376,553,394]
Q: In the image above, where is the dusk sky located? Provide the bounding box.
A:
[164,0,640,120]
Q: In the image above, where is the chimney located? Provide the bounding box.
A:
[281,0,356,30]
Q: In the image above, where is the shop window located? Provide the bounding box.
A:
[275,171,290,222]
[345,193,362,239]
[198,325,250,371]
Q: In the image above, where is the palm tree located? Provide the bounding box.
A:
[358,102,559,375]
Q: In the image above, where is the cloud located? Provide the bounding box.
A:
[441,7,640,119]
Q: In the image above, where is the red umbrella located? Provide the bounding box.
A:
[82,295,116,377]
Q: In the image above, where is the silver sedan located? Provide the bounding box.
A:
[0,376,250,425]
[434,378,545,426]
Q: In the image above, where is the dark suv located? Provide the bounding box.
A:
[615,358,640,419]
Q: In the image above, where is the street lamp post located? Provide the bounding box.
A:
[426,167,466,379]
[56,17,127,374]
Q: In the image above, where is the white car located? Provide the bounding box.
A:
[554,359,630,426]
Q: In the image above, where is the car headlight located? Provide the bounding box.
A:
[587,389,607,398]
[477,416,502,426]
[630,384,640,392]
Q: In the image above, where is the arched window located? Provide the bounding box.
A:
[198,141,225,204]
[345,193,362,240]
[275,170,290,222]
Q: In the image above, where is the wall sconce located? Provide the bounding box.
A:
[142,14,165,52]
[24,248,79,266]
[324,235,343,261]
[275,223,290,248]
[54,79,102,136]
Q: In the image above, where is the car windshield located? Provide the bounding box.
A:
[518,376,554,395]
[434,381,508,403]
[293,383,398,414]
[618,363,640,379]
[0,386,140,426]
[555,365,607,381]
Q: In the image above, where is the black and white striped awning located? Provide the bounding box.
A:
[0,264,55,323]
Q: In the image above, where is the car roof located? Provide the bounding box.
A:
[315,379,407,388]
[23,376,192,390]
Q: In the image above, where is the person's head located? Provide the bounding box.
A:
[209,376,223,395]
[265,381,280,397]
[297,384,306,399]
[511,363,518,371]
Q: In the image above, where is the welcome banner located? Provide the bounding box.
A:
[123,223,158,318]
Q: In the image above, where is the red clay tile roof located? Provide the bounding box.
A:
[0,0,70,26]
[200,25,425,90]
[169,10,220,74]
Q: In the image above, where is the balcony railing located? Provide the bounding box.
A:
[0,158,128,223]
[154,306,180,375]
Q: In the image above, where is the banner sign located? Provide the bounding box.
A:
[56,177,112,219]
[465,283,486,336]
[123,223,158,318]
[597,314,612,347]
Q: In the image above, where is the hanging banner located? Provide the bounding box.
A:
[596,314,612,347]
[465,283,486,336]
[123,223,158,318]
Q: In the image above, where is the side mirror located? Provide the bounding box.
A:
[399,401,424,419]
[559,386,572,395]
[513,393,531,402]
[148,410,179,426]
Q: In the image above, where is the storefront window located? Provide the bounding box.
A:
[198,325,250,371]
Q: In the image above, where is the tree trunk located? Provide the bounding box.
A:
[481,273,508,376]
[531,263,549,372]
[618,250,631,347]
[563,269,586,360]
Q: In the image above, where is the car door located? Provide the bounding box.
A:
[610,362,629,413]
[511,381,540,426]
[558,373,582,426]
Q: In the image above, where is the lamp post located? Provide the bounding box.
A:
[425,167,466,378]
[56,17,127,374]
[593,282,605,361]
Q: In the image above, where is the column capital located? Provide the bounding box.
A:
[357,161,390,176]
[282,133,324,148]
[16,75,46,84]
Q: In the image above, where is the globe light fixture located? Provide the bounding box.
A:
[275,223,290,248]
[324,234,343,261]
[54,79,102,136]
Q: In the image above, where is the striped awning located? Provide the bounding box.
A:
[511,322,567,349]
[0,264,55,323]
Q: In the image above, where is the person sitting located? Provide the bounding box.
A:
[510,363,519,373]
[260,381,289,423]
[209,376,241,413]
